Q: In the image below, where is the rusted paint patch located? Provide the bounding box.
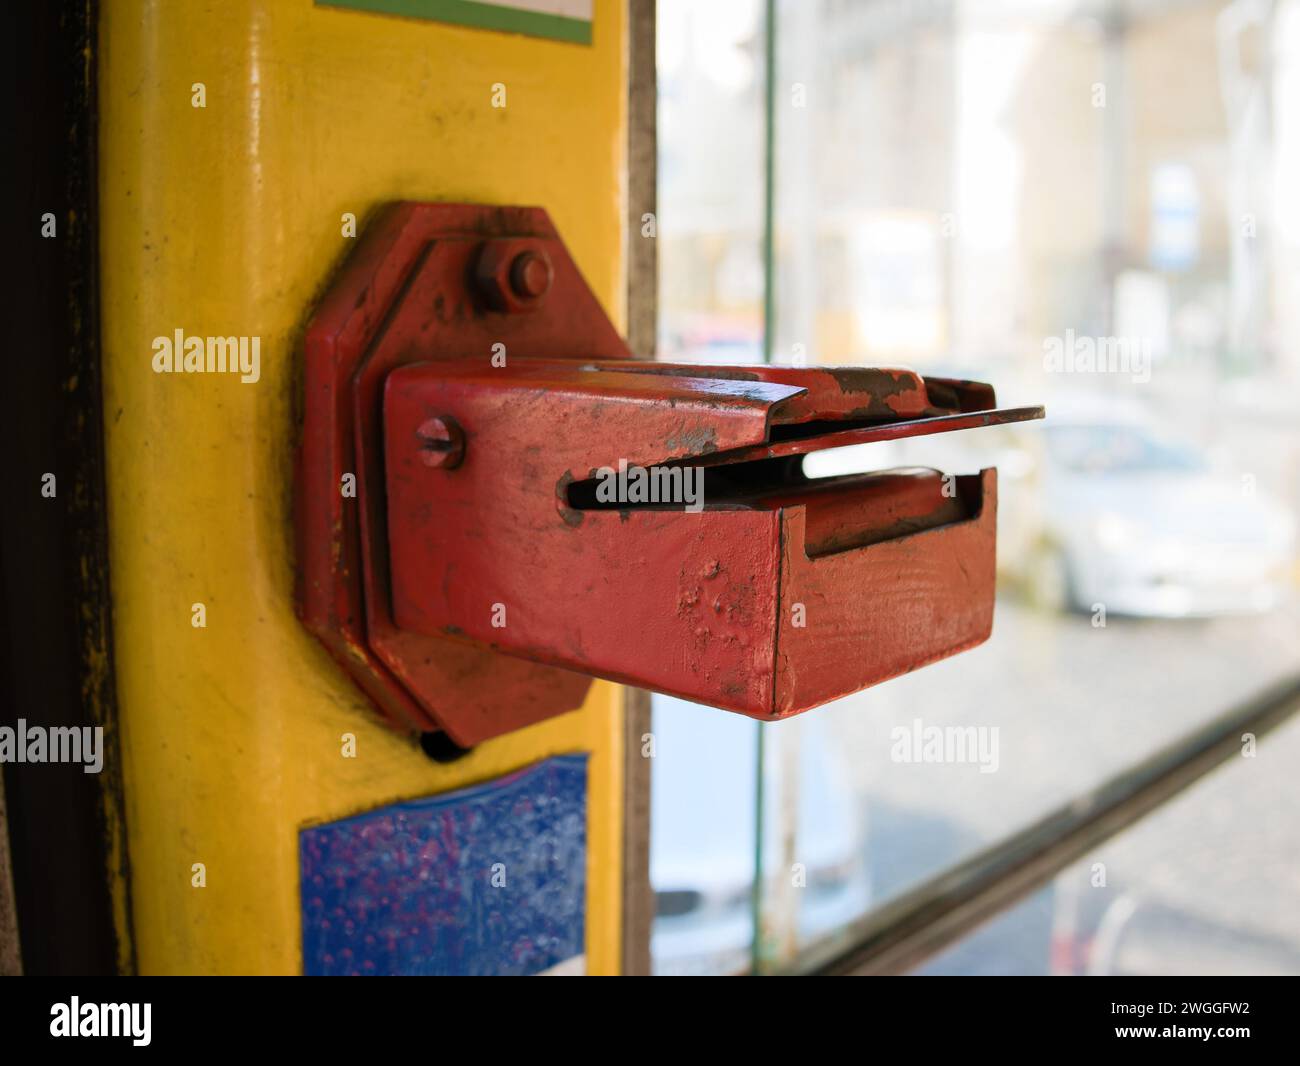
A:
[663,425,718,456]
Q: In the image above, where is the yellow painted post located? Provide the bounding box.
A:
[98,0,628,975]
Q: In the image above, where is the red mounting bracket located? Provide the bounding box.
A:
[296,203,628,746]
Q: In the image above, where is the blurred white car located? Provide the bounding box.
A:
[650,696,870,975]
[1029,416,1296,617]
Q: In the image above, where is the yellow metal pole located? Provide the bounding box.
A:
[98,0,628,975]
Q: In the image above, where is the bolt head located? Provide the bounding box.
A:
[474,240,552,313]
[510,251,553,301]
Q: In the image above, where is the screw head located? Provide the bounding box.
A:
[415,416,465,469]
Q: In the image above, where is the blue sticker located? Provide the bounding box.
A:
[300,754,587,975]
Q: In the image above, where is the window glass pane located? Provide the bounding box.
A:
[759,0,1300,970]
[650,695,758,975]
[657,0,767,364]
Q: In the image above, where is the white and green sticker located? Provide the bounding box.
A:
[318,0,593,44]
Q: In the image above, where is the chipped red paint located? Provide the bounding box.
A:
[297,202,1043,742]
